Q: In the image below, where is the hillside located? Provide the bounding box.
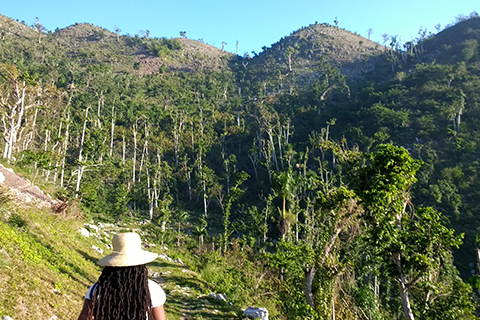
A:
[137,38,234,75]
[243,22,386,89]
[0,164,248,319]
[2,12,480,320]
[0,15,234,77]
[0,14,387,87]
[421,17,480,64]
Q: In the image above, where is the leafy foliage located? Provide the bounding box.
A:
[1,13,480,320]
[146,38,182,58]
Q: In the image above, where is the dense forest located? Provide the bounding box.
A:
[2,12,480,319]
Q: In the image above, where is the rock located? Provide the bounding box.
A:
[92,245,103,255]
[174,258,185,266]
[209,293,227,301]
[34,186,44,194]
[158,253,173,262]
[182,269,197,276]
[84,223,100,233]
[2,316,14,320]
[79,228,90,237]
[0,171,5,184]
[244,307,269,320]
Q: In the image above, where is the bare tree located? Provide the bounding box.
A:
[418,26,427,53]
[138,119,149,182]
[34,17,47,44]
[285,47,295,72]
[382,33,389,46]
[60,101,71,187]
[132,120,138,184]
[109,98,116,156]
[75,106,90,198]
[221,41,227,52]
[1,66,40,161]
[114,26,121,42]
[367,28,373,40]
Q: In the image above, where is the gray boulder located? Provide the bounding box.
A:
[174,258,185,266]
[209,293,227,301]
[158,252,173,262]
[244,307,268,320]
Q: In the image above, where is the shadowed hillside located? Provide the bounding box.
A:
[422,17,480,64]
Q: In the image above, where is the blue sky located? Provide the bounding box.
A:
[0,0,478,54]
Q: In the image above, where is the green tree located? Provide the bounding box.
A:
[273,168,297,240]
[346,144,467,320]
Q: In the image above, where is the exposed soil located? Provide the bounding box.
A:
[137,38,234,76]
[0,164,54,208]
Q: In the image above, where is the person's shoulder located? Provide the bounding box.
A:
[85,283,98,300]
[148,279,162,288]
[148,279,165,295]
[148,279,166,307]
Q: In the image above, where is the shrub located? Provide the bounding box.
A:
[146,38,182,58]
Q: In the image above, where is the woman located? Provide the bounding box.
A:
[77,232,166,320]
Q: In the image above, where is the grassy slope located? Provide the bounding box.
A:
[0,186,242,320]
[0,196,99,319]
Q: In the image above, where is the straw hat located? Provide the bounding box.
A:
[97,233,158,267]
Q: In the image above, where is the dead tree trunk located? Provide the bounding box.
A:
[132,121,138,185]
[75,106,90,198]
[60,108,70,188]
[304,267,317,308]
[138,122,149,182]
[122,130,126,168]
[2,80,32,161]
[110,99,115,157]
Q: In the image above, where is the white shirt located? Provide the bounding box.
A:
[85,279,166,307]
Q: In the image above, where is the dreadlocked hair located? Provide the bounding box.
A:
[89,264,153,320]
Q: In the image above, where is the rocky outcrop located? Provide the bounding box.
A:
[244,307,269,320]
[209,293,227,301]
[0,164,56,208]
